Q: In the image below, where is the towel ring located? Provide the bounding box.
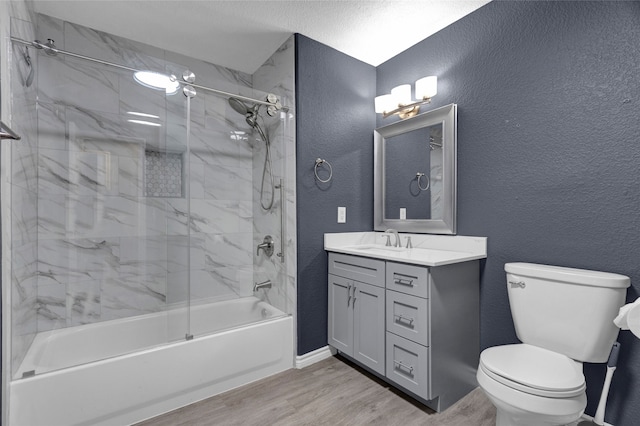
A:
[416,172,430,191]
[314,158,333,183]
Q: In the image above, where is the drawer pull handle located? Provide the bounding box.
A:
[394,278,414,287]
[394,314,415,326]
[394,360,414,376]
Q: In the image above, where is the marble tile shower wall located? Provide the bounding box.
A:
[252,36,296,316]
[9,13,38,376]
[33,14,258,332]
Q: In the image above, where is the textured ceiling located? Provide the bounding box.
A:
[32,0,491,74]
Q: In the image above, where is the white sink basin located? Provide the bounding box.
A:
[345,244,407,252]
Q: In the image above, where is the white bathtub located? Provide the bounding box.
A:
[10,297,293,425]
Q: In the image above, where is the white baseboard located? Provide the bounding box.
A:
[295,346,335,369]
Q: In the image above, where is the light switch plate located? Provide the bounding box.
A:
[337,206,346,223]
[400,208,406,220]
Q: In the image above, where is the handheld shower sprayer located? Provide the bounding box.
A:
[228,96,275,210]
[23,47,34,87]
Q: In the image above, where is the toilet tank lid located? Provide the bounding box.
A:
[505,262,630,289]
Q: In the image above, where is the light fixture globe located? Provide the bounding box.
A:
[374,94,395,113]
[391,84,412,105]
[415,76,437,100]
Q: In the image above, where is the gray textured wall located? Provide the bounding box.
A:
[295,34,376,355]
[376,1,640,424]
[295,2,640,422]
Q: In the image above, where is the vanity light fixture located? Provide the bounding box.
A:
[375,76,437,119]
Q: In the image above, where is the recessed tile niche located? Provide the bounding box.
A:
[144,150,184,198]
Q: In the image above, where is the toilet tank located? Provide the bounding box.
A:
[505,262,629,363]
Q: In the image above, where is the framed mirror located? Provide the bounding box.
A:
[374,103,457,234]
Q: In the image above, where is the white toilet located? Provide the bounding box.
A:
[477,262,630,426]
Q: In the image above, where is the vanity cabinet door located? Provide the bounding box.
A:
[353,282,385,375]
[328,274,354,356]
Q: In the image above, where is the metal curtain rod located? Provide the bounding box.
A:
[9,36,288,111]
[0,120,21,141]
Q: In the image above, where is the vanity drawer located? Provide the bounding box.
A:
[386,262,429,298]
[328,253,385,288]
[386,290,429,346]
[386,332,431,400]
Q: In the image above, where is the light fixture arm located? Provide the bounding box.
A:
[382,97,432,119]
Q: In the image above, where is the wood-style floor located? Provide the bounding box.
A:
[136,355,496,426]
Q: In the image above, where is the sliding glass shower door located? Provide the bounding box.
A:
[10,46,193,377]
[8,14,292,379]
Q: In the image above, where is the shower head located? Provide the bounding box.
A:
[228,97,250,115]
[228,97,260,127]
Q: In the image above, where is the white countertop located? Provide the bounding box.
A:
[324,232,487,267]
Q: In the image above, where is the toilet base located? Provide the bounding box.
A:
[478,366,586,426]
[495,405,582,426]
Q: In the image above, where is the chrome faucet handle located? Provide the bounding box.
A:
[382,234,392,246]
[405,236,412,249]
[257,235,274,257]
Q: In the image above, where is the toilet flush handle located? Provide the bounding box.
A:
[509,280,526,288]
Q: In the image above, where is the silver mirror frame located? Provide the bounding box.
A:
[374,103,457,234]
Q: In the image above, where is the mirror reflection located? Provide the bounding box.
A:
[384,124,443,220]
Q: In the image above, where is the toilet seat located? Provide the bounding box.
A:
[480,344,586,398]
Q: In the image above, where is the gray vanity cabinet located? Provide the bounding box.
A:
[328,253,386,375]
[328,251,480,413]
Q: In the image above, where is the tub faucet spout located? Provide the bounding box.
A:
[253,280,272,291]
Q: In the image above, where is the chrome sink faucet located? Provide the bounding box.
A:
[385,229,400,247]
